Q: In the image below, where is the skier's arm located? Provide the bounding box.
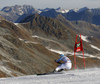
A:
[56,57,63,62]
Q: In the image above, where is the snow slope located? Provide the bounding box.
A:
[0,68,100,84]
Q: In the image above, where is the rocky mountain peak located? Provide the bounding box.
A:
[0,5,40,22]
[77,7,89,13]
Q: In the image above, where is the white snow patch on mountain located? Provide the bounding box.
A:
[81,35,100,52]
[56,7,69,13]
[47,48,100,59]
[14,23,18,25]
[73,8,79,12]
[19,38,38,44]
[56,9,69,13]
[32,35,39,38]
[0,65,13,76]
[90,44,100,51]
[80,35,90,42]
[0,66,11,74]
[0,68,100,84]
[77,7,89,13]
[25,41,38,44]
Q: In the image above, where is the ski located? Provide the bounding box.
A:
[37,71,64,76]
[37,72,54,76]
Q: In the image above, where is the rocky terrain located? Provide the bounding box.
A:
[0,14,100,78]
[56,14,100,39]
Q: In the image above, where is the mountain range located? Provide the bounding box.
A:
[40,7,100,25]
[0,5,100,77]
[0,5,100,25]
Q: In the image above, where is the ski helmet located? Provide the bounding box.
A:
[60,54,64,57]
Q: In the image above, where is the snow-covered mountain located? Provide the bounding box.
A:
[39,6,100,25]
[77,7,89,13]
[38,7,52,12]
[39,7,89,14]
[1,5,100,25]
[91,8,100,15]
[0,5,41,22]
[55,7,69,13]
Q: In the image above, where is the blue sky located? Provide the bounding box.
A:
[0,0,100,9]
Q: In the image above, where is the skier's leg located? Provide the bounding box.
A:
[65,63,72,70]
[58,69,64,72]
[54,64,65,72]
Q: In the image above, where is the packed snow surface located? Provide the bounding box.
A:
[0,68,100,84]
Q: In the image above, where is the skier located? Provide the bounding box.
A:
[53,54,72,72]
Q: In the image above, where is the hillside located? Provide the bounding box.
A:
[0,18,60,77]
[20,14,77,51]
[0,15,100,78]
[19,14,100,66]
[56,14,100,39]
